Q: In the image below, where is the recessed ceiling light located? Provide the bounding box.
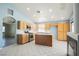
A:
[40,11,43,13]
[49,9,53,12]
[26,8,30,11]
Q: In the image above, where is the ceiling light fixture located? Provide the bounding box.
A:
[37,10,40,13]
[33,15,36,17]
[40,11,43,13]
[26,8,30,11]
[49,9,53,12]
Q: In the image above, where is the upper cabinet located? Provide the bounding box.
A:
[17,20,32,30]
[17,21,27,30]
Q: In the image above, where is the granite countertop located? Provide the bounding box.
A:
[16,30,26,34]
[35,32,53,35]
[67,32,79,41]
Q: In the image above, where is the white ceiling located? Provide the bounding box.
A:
[13,3,73,23]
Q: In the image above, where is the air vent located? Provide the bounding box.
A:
[8,8,13,16]
[37,10,40,13]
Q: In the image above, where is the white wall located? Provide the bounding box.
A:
[0,4,35,48]
[74,4,79,33]
[0,7,5,48]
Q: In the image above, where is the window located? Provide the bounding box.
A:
[70,19,74,32]
[38,24,45,32]
[72,22,74,32]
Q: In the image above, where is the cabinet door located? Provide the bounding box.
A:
[17,34,28,44]
[20,21,24,29]
[64,23,70,32]
[23,22,26,29]
[63,23,70,41]
[58,23,64,40]
[63,32,67,40]
[22,34,28,43]
[58,23,70,41]
[58,31,64,40]
[58,23,64,31]
[17,21,26,30]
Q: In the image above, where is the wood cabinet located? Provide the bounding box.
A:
[35,22,70,41]
[58,22,70,41]
[63,33,67,40]
[64,23,70,32]
[58,23,64,31]
[17,34,29,44]
[58,23,64,40]
[64,23,70,40]
[35,34,52,47]
[58,31,64,40]
[17,21,27,30]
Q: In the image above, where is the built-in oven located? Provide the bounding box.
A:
[28,33,34,42]
[24,30,34,42]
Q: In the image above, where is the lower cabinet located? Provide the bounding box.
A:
[17,34,29,44]
[35,34,52,47]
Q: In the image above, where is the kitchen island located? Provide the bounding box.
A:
[67,32,78,56]
[35,32,53,47]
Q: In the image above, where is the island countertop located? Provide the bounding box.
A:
[35,32,53,35]
[67,32,79,41]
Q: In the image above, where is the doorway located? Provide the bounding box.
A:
[3,16,16,47]
[50,26,58,40]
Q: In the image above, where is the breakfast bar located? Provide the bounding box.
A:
[67,32,78,56]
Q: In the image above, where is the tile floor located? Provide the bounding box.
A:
[0,38,68,56]
[3,37,16,47]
